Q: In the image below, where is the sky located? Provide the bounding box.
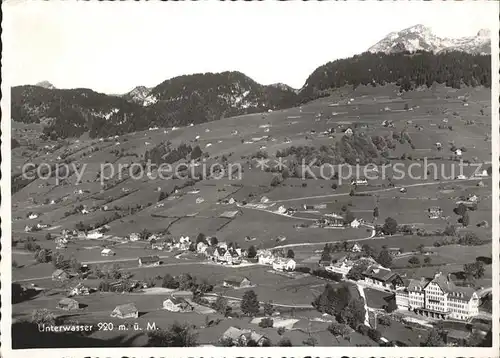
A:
[4,0,497,94]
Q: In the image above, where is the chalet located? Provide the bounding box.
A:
[350,219,361,228]
[87,230,104,239]
[362,265,404,290]
[151,240,168,250]
[163,296,194,312]
[224,248,241,265]
[260,196,270,203]
[138,256,161,267]
[228,198,236,205]
[69,283,91,297]
[111,303,139,319]
[428,207,443,219]
[277,205,287,214]
[101,248,115,256]
[221,327,269,346]
[350,243,362,253]
[272,258,296,271]
[456,174,467,180]
[57,298,79,311]
[179,236,191,251]
[28,213,39,219]
[303,204,315,211]
[326,259,354,277]
[36,223,49,229]
[455,149,463,156]
[257,250,275,265]
[197,242,208,254]
[52,269,70,282]
[129,233,140,242]
[24,225,34,233]
[222,277,252,289]
[344,128,354,136]
[214,247,227,262]
[196,197,205,204]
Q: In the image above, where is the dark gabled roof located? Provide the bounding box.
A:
[139,255,160,263]
[224,276,249,285]
[363,265,398,282]
[216,247,226,256]
[114,303,138,314]
[165,296,189,306]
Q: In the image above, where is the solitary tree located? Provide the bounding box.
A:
[263,301,275,316]
[382,217,398,235]
[377,249,393,268]
[241,290,260,316]
[456,203,468,216]
[214,296,231,316]
[287,249,295,259]
[191,145,203,160]
[31,308,56,326]
[424,256,432,265]
[278,338,292,346]
[247,245,257,259]
[461,212,470,227]
[463,261,485,279]
[408,256,420,266]
[373,207,379,220]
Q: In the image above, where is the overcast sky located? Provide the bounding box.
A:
[4,0,497,94]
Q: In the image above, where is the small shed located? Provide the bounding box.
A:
[58,298,79,311]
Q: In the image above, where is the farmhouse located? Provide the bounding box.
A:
[111,303,139,319]
[344,128,354,136]
[223,248,242,265]
[223,276,252,289]
[260,196,270,203]
[69,283,91,297]
[350,243,362,253]
[221,327,269,346]
[362,265,404,290]
[395,272,479,321]
[326,259,354,277]
[87,230,104,239]
[197,241,208,254]
[272,258,296,271]
[28,213,39,219]
[101,248,115,256]
[138,256,161,267]
[24,225,34,232]
[257,250,275,265]
[350,219,361,228]
[129,233,140,242]
[163,296,194,312]
[57,298,79,311]
[52,269,70,282]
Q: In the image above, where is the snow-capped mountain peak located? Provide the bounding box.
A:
[368,24,491,55]
[35,81,56,89]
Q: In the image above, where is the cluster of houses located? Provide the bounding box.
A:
[256,249,296,271]
[395,272,480,321]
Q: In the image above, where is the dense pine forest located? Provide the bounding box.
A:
[299,51,491,102]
